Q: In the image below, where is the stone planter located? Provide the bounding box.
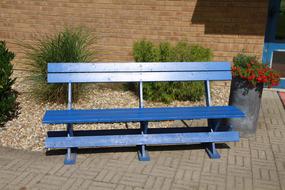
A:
[226,77,264,137]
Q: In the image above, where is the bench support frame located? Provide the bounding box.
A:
[137,81,150,161]
[64,83,77,165]
[56,80,230,164]
[205,142,221,159]
[204,80,221,159]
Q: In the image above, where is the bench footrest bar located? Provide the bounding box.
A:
[45,131,239,149]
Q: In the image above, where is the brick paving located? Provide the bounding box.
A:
[278,92,285,108]
[0,90,284,190]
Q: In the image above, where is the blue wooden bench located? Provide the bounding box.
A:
[43,62,245,165]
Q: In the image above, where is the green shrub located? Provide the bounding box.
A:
[172,41,193,62]
[133,39,159,62]
[129,40,212,103]
[23,27,96,103]
[158,42,175,62]
[0,41,18,126]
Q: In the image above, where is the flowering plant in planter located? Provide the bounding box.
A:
[227,53,280,137]
[232,53,280,88]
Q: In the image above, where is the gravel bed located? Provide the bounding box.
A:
[0,70,230,151]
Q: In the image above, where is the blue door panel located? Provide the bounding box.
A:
[263,0,285,89]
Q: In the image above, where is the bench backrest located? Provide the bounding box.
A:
[47,62,232,83]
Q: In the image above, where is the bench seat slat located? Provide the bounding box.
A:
[48,71,231,83]
[45,131,240,149]
[48,62,231,73]
[43,106,244,124]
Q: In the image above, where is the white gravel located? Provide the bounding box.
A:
[0,70,230,151]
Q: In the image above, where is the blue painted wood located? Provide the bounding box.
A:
[47,62,232,83]
[43,106,245,124]
[46,127,215,138]
[48,62,231,73]
[45,131,240,149]
[47,71,231,83]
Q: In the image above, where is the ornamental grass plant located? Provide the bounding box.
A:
[22,27,96,103]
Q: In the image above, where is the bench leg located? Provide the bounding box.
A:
[205,119,221,159]
[64,148,77,165]
[205,142,221,159]
[137,144,150,161]
[64,124,77,165]
[137,121,150,161]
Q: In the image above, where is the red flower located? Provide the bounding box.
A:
[232,53,280,88]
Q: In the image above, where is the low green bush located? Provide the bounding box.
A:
[129,40,213,103]
[0,41,18,126]
[23,27,96,103]
[174,42,213,62]
[133,39,159,62]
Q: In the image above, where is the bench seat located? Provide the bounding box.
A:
[43,106,244,124]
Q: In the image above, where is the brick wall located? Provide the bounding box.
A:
[0,0,268,68]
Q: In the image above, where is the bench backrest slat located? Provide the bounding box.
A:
[48,62,232,83]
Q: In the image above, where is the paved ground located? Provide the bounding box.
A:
[0,90,284,190]
[278,92,285,108]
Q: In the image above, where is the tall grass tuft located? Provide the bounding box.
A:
[22,27,96,103]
